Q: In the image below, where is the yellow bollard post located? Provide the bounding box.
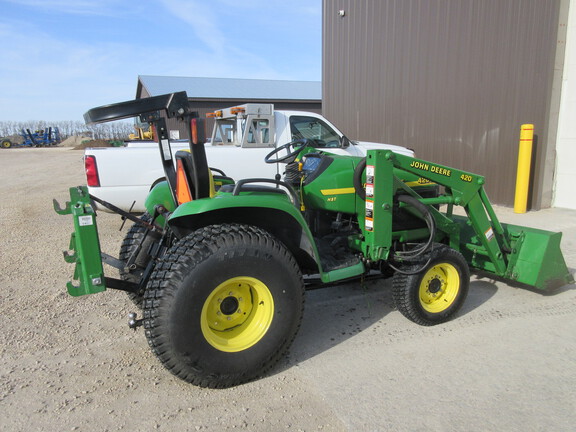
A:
[514,124,534,213]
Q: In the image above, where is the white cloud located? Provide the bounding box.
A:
[159,0,227,55]
[0,22,138,120]
[0,0,321,120]
[155,0,317,80]
[0,18,288,120]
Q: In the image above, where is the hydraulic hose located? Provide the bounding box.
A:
[353,158,367,200]
[351,157,437,275]
[388,194,436,275]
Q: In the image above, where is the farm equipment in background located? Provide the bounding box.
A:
[2,127,60,149]
[1,137,14,149]
[54,92,573,389]
[128,120,154,141]
[9,127,62,148]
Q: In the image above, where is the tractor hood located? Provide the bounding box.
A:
[353,140,415,158]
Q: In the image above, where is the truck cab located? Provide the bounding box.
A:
[208,102,413,158]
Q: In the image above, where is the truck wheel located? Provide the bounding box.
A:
[119,213,153,307]
[392,246,469,326]
[143,224,304,388]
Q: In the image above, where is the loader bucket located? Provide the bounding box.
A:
[504,223,574,291]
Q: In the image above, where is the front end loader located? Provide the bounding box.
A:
[54,92,573,388]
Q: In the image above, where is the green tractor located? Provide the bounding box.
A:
[55,92,573,388]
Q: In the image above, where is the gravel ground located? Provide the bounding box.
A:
[1,147,575,431]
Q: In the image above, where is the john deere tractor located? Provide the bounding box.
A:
[55,92,573,388]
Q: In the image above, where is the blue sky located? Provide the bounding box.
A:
[0,0,321,121]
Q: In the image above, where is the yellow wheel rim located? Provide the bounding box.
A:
[419,263,460,313]
[200,277,274,352]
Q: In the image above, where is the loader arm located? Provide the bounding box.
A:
[363,150,573,291]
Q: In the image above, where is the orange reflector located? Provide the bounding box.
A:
[176,159,193,204]
[207,110,223,118]
[191,118,199,144]
[190,117,206,144]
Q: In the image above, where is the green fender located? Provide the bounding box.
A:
[171,191,319,264]
[144,180,368,282]
[144,181,176,227]
[166,190,365,283]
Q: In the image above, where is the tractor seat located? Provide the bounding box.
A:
[212,174,235,191]
[175,150,234,203]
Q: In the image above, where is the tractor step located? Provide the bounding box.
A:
[316,234,361,272]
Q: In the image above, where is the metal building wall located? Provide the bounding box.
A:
[323,0,565,207]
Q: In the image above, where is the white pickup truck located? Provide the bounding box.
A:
[85,103,414,212]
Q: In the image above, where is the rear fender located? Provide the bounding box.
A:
[168,193,322,273]
[145,181,176,227]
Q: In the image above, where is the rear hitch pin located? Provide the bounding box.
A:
[128,312,143,329]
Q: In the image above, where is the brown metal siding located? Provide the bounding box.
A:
[323,0,563,207]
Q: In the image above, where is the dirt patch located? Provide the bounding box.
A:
[1,134,24,145]
[59,136,91,148]
[59,136,118,149]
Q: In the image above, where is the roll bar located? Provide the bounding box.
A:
[83,91,209,203]
[83,91,193,125]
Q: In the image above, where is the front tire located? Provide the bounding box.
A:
[143,224,304,388]
[392,246,469,326]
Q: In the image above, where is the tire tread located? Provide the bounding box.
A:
[143,223,304,388]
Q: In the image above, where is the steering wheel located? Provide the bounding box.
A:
[264,139,311,164]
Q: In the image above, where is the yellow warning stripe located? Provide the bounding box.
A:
[320,187,356,196]
[321,181,434,196]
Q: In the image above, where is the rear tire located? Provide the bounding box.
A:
[143,224,304,388]
[1,139,12,149]
[392,246,469,326]
[119,213,154,308]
